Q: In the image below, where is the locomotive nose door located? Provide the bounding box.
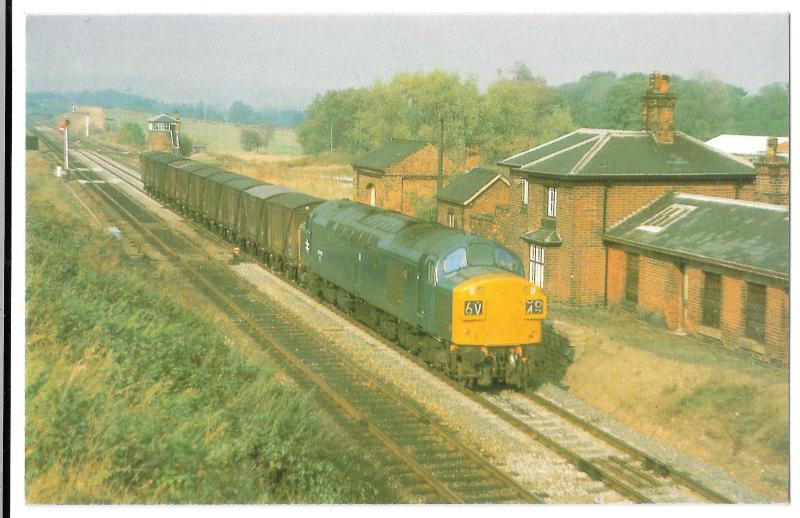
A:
[417,256,437,323]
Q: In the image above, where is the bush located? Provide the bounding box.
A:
[118,121,145,147]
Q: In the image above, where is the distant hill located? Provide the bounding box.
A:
[26,89,305,129]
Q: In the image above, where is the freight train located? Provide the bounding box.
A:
[140,151,547,388]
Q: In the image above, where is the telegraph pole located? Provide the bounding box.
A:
[64,124,69,171]
[437,111,444,193]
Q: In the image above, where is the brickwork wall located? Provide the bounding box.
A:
[607,249,788,365]
[353,144,455,215]
[489,173,755,305]
[148,131,173,152]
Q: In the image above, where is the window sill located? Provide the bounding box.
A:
[697,325,722,340]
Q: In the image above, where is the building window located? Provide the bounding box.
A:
[367,184,376,207]
[522,179,529,206]
[625,253,639,304]
[447,209,455,228]
[529,245,544,288]
[745,283,767,342]
[701,272,722,328]
[547,187,557,217]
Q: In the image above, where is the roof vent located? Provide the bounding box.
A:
[636,203,695,233]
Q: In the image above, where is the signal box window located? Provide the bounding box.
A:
[745,283,767,342]
[625,253,639,304]
[701,272,722,328]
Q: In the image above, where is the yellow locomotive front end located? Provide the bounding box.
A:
[449,274,547,388]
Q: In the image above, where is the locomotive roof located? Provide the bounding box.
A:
[311,200,498,262]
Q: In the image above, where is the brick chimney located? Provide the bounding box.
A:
[642,72,677,144]
[464,140,481,171]
[753,136,789,206]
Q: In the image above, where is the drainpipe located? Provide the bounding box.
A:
[602,183,609,306]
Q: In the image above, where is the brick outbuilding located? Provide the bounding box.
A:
[603,192,789,365]
[436,167,509,232]
[496,73,758,305]
[352,139,456,217]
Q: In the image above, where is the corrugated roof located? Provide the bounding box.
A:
[500,129,755,180]
[603,192,789,279]
[436,168,507,205]
[352,139,428,174]
[705,135,789,156]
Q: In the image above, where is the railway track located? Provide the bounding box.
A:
[35,127,543,504]
[34,126,748,503]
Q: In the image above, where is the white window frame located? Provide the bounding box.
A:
[369,185,376,207]
[522,179,529,206]
[529,245,544,288]
[448,211,455,228]
[547,187,557,217]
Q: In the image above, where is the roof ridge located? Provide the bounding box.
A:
[571,131,612,174]
[501,129,585,163]
[675,193,789,212]
[675,131,755,169]
[521,134,601,168]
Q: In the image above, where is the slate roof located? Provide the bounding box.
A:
[148,113,178,124]
[603,192,789,280]
[436,168,508,205]
[499,129,755,181]
[352,139,428,174]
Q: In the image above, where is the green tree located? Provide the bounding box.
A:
[603,73,649,130]
[179,134,193,157]
[261,122,275,152]
[735,83,789,136]
[240,129,264,152]
[228,101,256,125]
[558,71,619,127]
[118,121,145,148]
[478,78,575,162]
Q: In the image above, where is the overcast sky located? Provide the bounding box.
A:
[26,14,789,110]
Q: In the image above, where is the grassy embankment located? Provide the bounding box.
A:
[558,304,788,501]
[25,151,394,503]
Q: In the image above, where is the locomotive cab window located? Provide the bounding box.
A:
[496,247,521,274]
[443,248,467,274]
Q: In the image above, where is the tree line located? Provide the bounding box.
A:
[297,67,789,163]
[26,90,304,128]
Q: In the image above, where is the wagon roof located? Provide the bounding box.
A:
[205,171,244,185]
[245,184,295,199]
[141,151,183,164]
[267,192,324,209]
[224,177,266,192]
[174,161,220,173]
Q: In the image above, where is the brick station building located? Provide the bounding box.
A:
[352,139,456,216]
[604,192,789,365]
[495,73,758,305]
[435,167,509,231]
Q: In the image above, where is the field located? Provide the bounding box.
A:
[25,150,393,503]
[205,151,354,200]
[104,109,303,155]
